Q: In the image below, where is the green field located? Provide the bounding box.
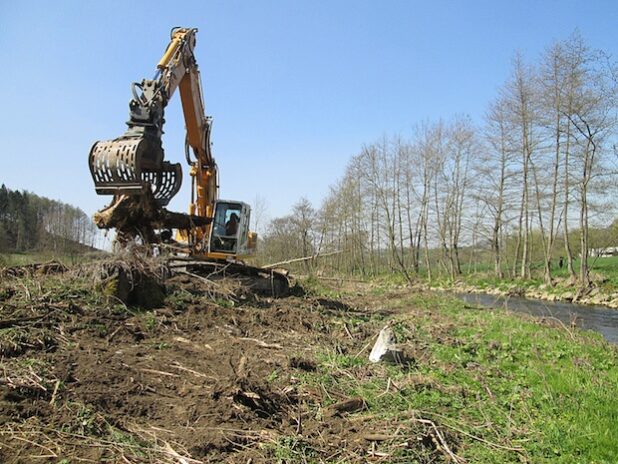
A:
[300,280,618,463]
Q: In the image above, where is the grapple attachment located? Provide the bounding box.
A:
[88,136,182,207]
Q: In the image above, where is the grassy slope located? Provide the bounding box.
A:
[293,281,618,463]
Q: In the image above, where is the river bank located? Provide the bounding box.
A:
[426,276,618,310]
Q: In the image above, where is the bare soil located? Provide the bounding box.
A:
[0,268,414,463]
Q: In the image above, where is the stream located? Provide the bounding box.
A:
[455,292,618,344]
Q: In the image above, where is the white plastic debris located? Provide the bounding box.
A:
[369,325,399,363]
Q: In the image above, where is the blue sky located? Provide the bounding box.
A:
[1,0,617,226]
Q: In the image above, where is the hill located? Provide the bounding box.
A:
[0,184,101,264]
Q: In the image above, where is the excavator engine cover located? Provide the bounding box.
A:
[88,135,182,207]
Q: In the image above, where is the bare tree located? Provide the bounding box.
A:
[251,194,269,236]
[480,95,517,278]
[557,34,617,288]
[537,40,568,284]
[502,54,540,279]
[358,137,413,282]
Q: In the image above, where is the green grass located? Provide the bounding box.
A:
[302,276,346,299]
[271,436,319,463]
[294,291,618,463]
[0,250,105,267]
[425,296,618,462]
[425,256,618,306]
[0,251,57,266]
[552,255,618,289]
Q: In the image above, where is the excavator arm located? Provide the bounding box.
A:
[173,31,218,223]
[159,27,219,245]
[89,28,217,243]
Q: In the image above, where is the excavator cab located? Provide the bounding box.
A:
[209,200,255,256]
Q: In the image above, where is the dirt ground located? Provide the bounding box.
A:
[0,265,428,463]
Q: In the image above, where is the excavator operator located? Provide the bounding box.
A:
[225,213,239,236]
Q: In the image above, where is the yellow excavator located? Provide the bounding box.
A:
[88,27,288,294]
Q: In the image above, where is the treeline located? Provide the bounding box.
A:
[0,184,99,254]
[259,33,618,288]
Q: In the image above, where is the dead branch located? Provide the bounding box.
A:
[140,368,180,378]
[0,314,49,329]
[419,410,525,453]
[170,362,216,380]
[239,337,283,349]
[0,377,48,393]
[415,417,466,463]
[262,250,342,269]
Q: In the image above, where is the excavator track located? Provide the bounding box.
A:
[171,259,290,298]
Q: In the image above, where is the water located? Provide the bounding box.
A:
[456,292,618,344]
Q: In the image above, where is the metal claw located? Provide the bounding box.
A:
[88,135,181,206]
